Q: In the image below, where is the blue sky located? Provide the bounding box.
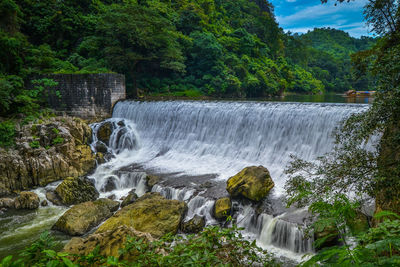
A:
[270,0,371,37]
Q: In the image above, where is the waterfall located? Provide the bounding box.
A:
[89,100,367,260]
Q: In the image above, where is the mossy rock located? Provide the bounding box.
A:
[347,212,370,235]
[97,122,113,146]
[14,191,40,210]
[55,177,99,205]
[214,197,231,220]
[97,192,187,238]
[226,166,274,202]
[314,225,340,249]
[63,225,154,260]
[145,175,160,188]
[181,215,206,233]
[53,198,119,236]
[121,191,138,208]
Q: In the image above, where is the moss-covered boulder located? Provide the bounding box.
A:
[145,175,160,188]
[53,198,119,236]
[314,225,340,249]
[121,191,138,208]
[55,177,99,205]
[14,191,40,210]
[97,192,187,238]
[226,166,274,202]
[181,215,206,233]
[214,197,231,220]
[63,225,154,260]
[97,122,113,146]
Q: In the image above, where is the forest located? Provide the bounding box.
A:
[1,0,375,116]
[1,0,400,266]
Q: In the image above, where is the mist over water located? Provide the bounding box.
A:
[111,101,368,193]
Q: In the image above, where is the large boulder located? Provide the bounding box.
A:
[214,197,231,220]
[97,192,187,238]
[226,166,274,202]
[0,198,15,209]
[63,225,154,259]
[97,122,113,146]
[53,198,119,236]
[55,177,99,205]
[46,191,63,206]
[14,191,40,210]
[181,215,206,233]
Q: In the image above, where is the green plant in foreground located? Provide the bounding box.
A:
[52,137,64,145]
[0,224,278,267]
[0,121,15,147]
[29,140,40,149]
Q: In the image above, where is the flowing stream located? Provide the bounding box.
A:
[89,100,368,261]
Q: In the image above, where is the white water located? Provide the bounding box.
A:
[89,100,368,261]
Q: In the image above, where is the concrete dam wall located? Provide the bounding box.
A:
[35,73,126,118]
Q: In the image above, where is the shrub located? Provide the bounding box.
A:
[0,120,15,147]
[29,140,40,149]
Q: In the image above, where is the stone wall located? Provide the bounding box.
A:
[34,74,126,119]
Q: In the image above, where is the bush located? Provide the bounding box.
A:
[0,120,15,147]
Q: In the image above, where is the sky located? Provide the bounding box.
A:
[270,0,371,37]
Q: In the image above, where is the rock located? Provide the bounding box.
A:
[46,191,63,206]
[181,215,206,233]
[53,198,119,236]
[0,198,14,209]
[0,116,96,197]
[227,166,274,202]
[97,122,113,145]
[95,141,108,153]
[121,191,138,208]
[14,191,40,210]
[55,177,99,205]
[100,176,118,192]
[41,200,48,207]
[347,212,369,235]
[214,197,231,220]
[97,192,187,238]
[108,194,116,200]
[314,225,340,249]
[145,175,160,188]
[63,225,154,259]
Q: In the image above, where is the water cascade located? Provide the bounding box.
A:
[89,100,368,260]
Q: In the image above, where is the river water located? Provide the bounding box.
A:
[0,98,369,262]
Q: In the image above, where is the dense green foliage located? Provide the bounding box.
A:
[287,28,376,92]
[284,0,400,265]
[0,0,375,111]
[0,224,277,267]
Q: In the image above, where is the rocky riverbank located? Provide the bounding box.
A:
[0,116,100,197]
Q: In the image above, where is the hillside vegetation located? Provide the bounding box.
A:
[0,0,375,112]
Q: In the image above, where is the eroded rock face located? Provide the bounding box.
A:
[97,192,187,238]
[181,215,206,233]
[226,166,274,202]
[63,225,154,259]
[53,198,119,236]
[55,177,99,205]
[14,191,40,210]
[214,197,231,220]
[0,117,97,197]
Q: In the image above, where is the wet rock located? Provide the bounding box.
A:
[41,200,48,207]
[117,121,125,127]
[46,191,63,206]
[214,197,231,220]
[121,191,138,208]
[63,225,154,260]
[55,177,99,205]
[227,166,274,202]
[181,215,205,233]
[0,198,14,209]
[14,191,40,210]
[53,198,119,236]
[97,122,113,146]
[108,194,116,200]
[95,141,108,154]
[0,116,96,197]
[145,175,160,188]
[97,192,187,238]
[100,176,118,192]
